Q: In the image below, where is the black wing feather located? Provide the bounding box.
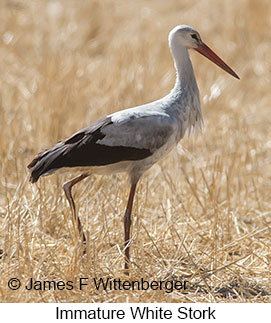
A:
[27,116,151,183]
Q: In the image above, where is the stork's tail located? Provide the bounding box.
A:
[27,142,65,183]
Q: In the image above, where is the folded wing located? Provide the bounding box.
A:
[28,112,176,183]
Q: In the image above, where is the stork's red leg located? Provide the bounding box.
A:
[123,182,138,274]
[63,173,89,245]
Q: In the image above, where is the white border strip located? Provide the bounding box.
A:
[1,303,269,322]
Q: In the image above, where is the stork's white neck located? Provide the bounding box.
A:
[169,35,197,93]
[165,32,202,136]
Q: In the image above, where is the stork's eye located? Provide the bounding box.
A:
[191,34,199,41]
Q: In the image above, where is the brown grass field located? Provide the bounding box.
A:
[0,0,271,303]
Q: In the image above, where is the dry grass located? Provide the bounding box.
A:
[0,0,271,303]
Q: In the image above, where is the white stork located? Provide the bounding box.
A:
[28,25,239,273]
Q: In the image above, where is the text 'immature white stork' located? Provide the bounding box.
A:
[28,25,239,273]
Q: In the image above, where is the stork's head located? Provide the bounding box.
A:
[169,25,239,79]
[169,25,202,49]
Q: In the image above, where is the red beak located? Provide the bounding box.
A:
[195,42,239,79]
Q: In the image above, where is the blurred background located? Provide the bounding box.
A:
[0,0,270,302]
